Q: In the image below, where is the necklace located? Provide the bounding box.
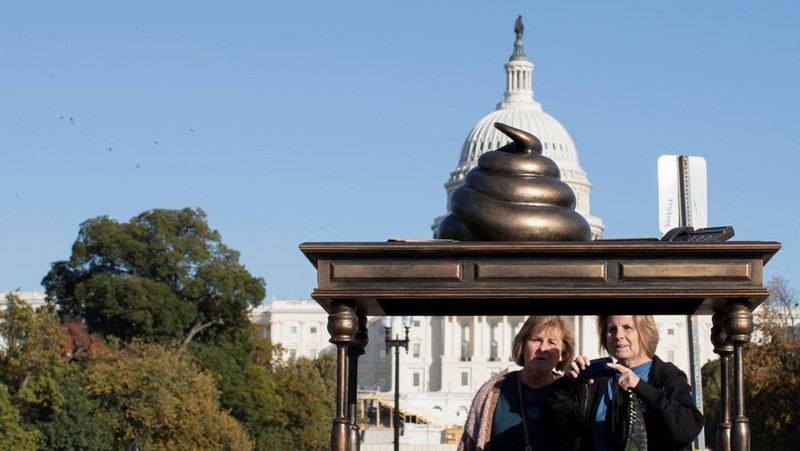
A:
[516,372,533,451]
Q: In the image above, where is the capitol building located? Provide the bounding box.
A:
[251,17,714,447]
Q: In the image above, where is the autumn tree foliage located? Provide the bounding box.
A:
[744,276,800,447]
[60,318,110,363]
[0,293,113,450]
[86,340,253,451]
[272,354,337,450]
[702,276,800,448]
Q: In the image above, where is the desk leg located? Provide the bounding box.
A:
[723,301,753,451]
[347,312,369,451]
[327,301,358,451]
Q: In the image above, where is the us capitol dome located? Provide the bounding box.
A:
[433,16,604,239]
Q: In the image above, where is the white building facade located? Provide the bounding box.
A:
[250,299,331,360]
[0,291,46,310]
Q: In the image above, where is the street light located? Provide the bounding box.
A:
[383,315,413,451]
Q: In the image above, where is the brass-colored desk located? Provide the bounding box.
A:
[301,240,781,451]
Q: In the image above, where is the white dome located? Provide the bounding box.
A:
[434,19,604,239]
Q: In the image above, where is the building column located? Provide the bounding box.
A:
[272,321,281,343]
[443,315,452,361]
[474,316,487,360]
[501,316,509,360]
[452,316,461,358]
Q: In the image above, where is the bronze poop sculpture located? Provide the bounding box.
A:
[436,122,591,242]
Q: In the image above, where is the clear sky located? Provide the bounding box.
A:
[2,2,798,301]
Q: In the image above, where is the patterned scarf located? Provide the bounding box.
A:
[622,388,648,451]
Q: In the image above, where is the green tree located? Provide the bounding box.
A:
[314,352,338,410]
[33,365,114,451]
[0,294,66,425]
[86,340,253,451]
[266,355,337,451]
[42,208,266,346]
[190,336,285,449]
[0,384,38,451]
[701,357,721,446]
[191,335,337,450]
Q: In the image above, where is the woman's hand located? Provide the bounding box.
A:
[567,355,592,381]
[607,362,640,390]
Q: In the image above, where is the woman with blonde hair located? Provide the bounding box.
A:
[547,315,704,451]
[459,316,576,451]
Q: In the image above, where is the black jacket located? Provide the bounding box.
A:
[545,356,704,451]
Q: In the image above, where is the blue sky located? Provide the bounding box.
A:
[2,2,798,301]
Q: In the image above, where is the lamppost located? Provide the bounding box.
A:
[382,315,413,451]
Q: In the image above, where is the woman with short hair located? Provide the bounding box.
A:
[459,316,576,451]
[547,315,704,451]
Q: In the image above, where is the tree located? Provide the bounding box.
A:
[60,318,111,363]
[33,365,114,451]
[0,293,66,424]
[0,384,38,451]
[86,340,253,451]
[746,276,800,448]
[701,357,721,446]
[0,293,114,450]
[190,335,337,450]
[42,208,266,346]
[266,354,337,451]
[189,333,286,449]
[702,276,800,448]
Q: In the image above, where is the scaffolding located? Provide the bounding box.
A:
[358,392,430,430]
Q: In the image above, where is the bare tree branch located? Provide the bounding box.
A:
[19,372,31,392]
[180,320,223,351]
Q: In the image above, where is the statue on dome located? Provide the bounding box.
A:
[514,15,524,40]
